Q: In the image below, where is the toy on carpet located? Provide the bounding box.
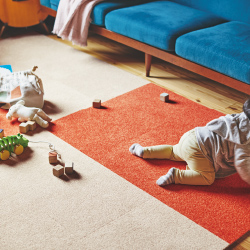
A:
[6,100,52,128]
[65,162,74,174]
[19,121,37,134]
[49,151,58,164]
[0,133,57,162]
[52,162,74,177]
[0,66,44,109]
[48,150,74,177]
[93,99,101,108]
[0,133,29,160]
[34,141,74,178]
[53,165,64,177]
[32,140,64,177]
[0,131,74,177]
[160,93,169,102]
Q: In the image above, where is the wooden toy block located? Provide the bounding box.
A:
[53,165,64,177]
[93,99,101,109]
[49,152,58,164]
[19,122,29,134]
[65,162,74,174]
[0,129,4,138]
[160,93,169,102]
[27,121,36,131]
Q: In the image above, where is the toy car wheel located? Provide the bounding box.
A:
[14,144,24,155]
[0,150,10,160]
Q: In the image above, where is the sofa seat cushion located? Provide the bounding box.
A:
[105,0,225,51]
[91,0,155,26]
[176,21,250,84]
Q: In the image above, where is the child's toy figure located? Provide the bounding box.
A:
[129,99,250,186]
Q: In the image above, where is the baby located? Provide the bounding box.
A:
[130,98,250,186]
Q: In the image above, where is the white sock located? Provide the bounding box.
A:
[156,168,175,186]
[129,143,144,158]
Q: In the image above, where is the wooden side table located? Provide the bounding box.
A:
[0,0,49,37]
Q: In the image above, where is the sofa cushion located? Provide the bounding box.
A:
[91,0,155,26]
[40,0,59,11]
[170,0,250,25]
[176,21,250,84]
[50,0,60,10]
[105,1,225,51]
[40,0,53,9]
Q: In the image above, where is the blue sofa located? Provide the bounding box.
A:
[40,0,250,94]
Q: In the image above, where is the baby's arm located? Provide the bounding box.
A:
[234,144,250,185]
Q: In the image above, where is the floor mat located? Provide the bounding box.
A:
[50,83,250,243]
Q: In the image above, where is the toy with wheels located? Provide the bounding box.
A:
[0,133,29,160]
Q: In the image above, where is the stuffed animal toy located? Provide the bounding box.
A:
[0,66,44,109]
[6,100,52,128]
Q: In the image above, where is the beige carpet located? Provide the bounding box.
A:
[0,33,228,249]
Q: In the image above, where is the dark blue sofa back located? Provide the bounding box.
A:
[170,0,250,24]
[40,0,58,10]
[40,0,250,25]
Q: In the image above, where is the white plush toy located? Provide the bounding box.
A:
[6,100,52,128]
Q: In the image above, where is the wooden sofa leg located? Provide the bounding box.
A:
[145,53,152,77]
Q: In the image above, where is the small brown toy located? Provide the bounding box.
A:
[65,162,74,174]
[27,121,36,131]
[19,121,37,134]
[93,99,101,109]
[160,93,169,102]
[53,165,64,177]
[19,122,30,134]
[49,152,58,164]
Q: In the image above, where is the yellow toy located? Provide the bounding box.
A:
[0,133,29,160]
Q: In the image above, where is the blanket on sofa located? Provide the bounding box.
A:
[52,0,104,46]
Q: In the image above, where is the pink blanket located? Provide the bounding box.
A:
[52,0,104,47]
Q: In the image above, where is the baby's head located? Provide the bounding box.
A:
[243,98,250,120]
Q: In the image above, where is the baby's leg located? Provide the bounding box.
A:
[156,156,215,186]
[129,144,144,157]
[174,164,215,185]
[130,144,183,186]
[174,129,215,185]
[142,130,194,160]
[156,167,175,186]
[143,145,183,160]
[156,129,215,186]
[129,143,184,160]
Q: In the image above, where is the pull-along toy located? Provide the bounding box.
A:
[0,133,74,177]
[0,133,57,161]
[0,133,29,160]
